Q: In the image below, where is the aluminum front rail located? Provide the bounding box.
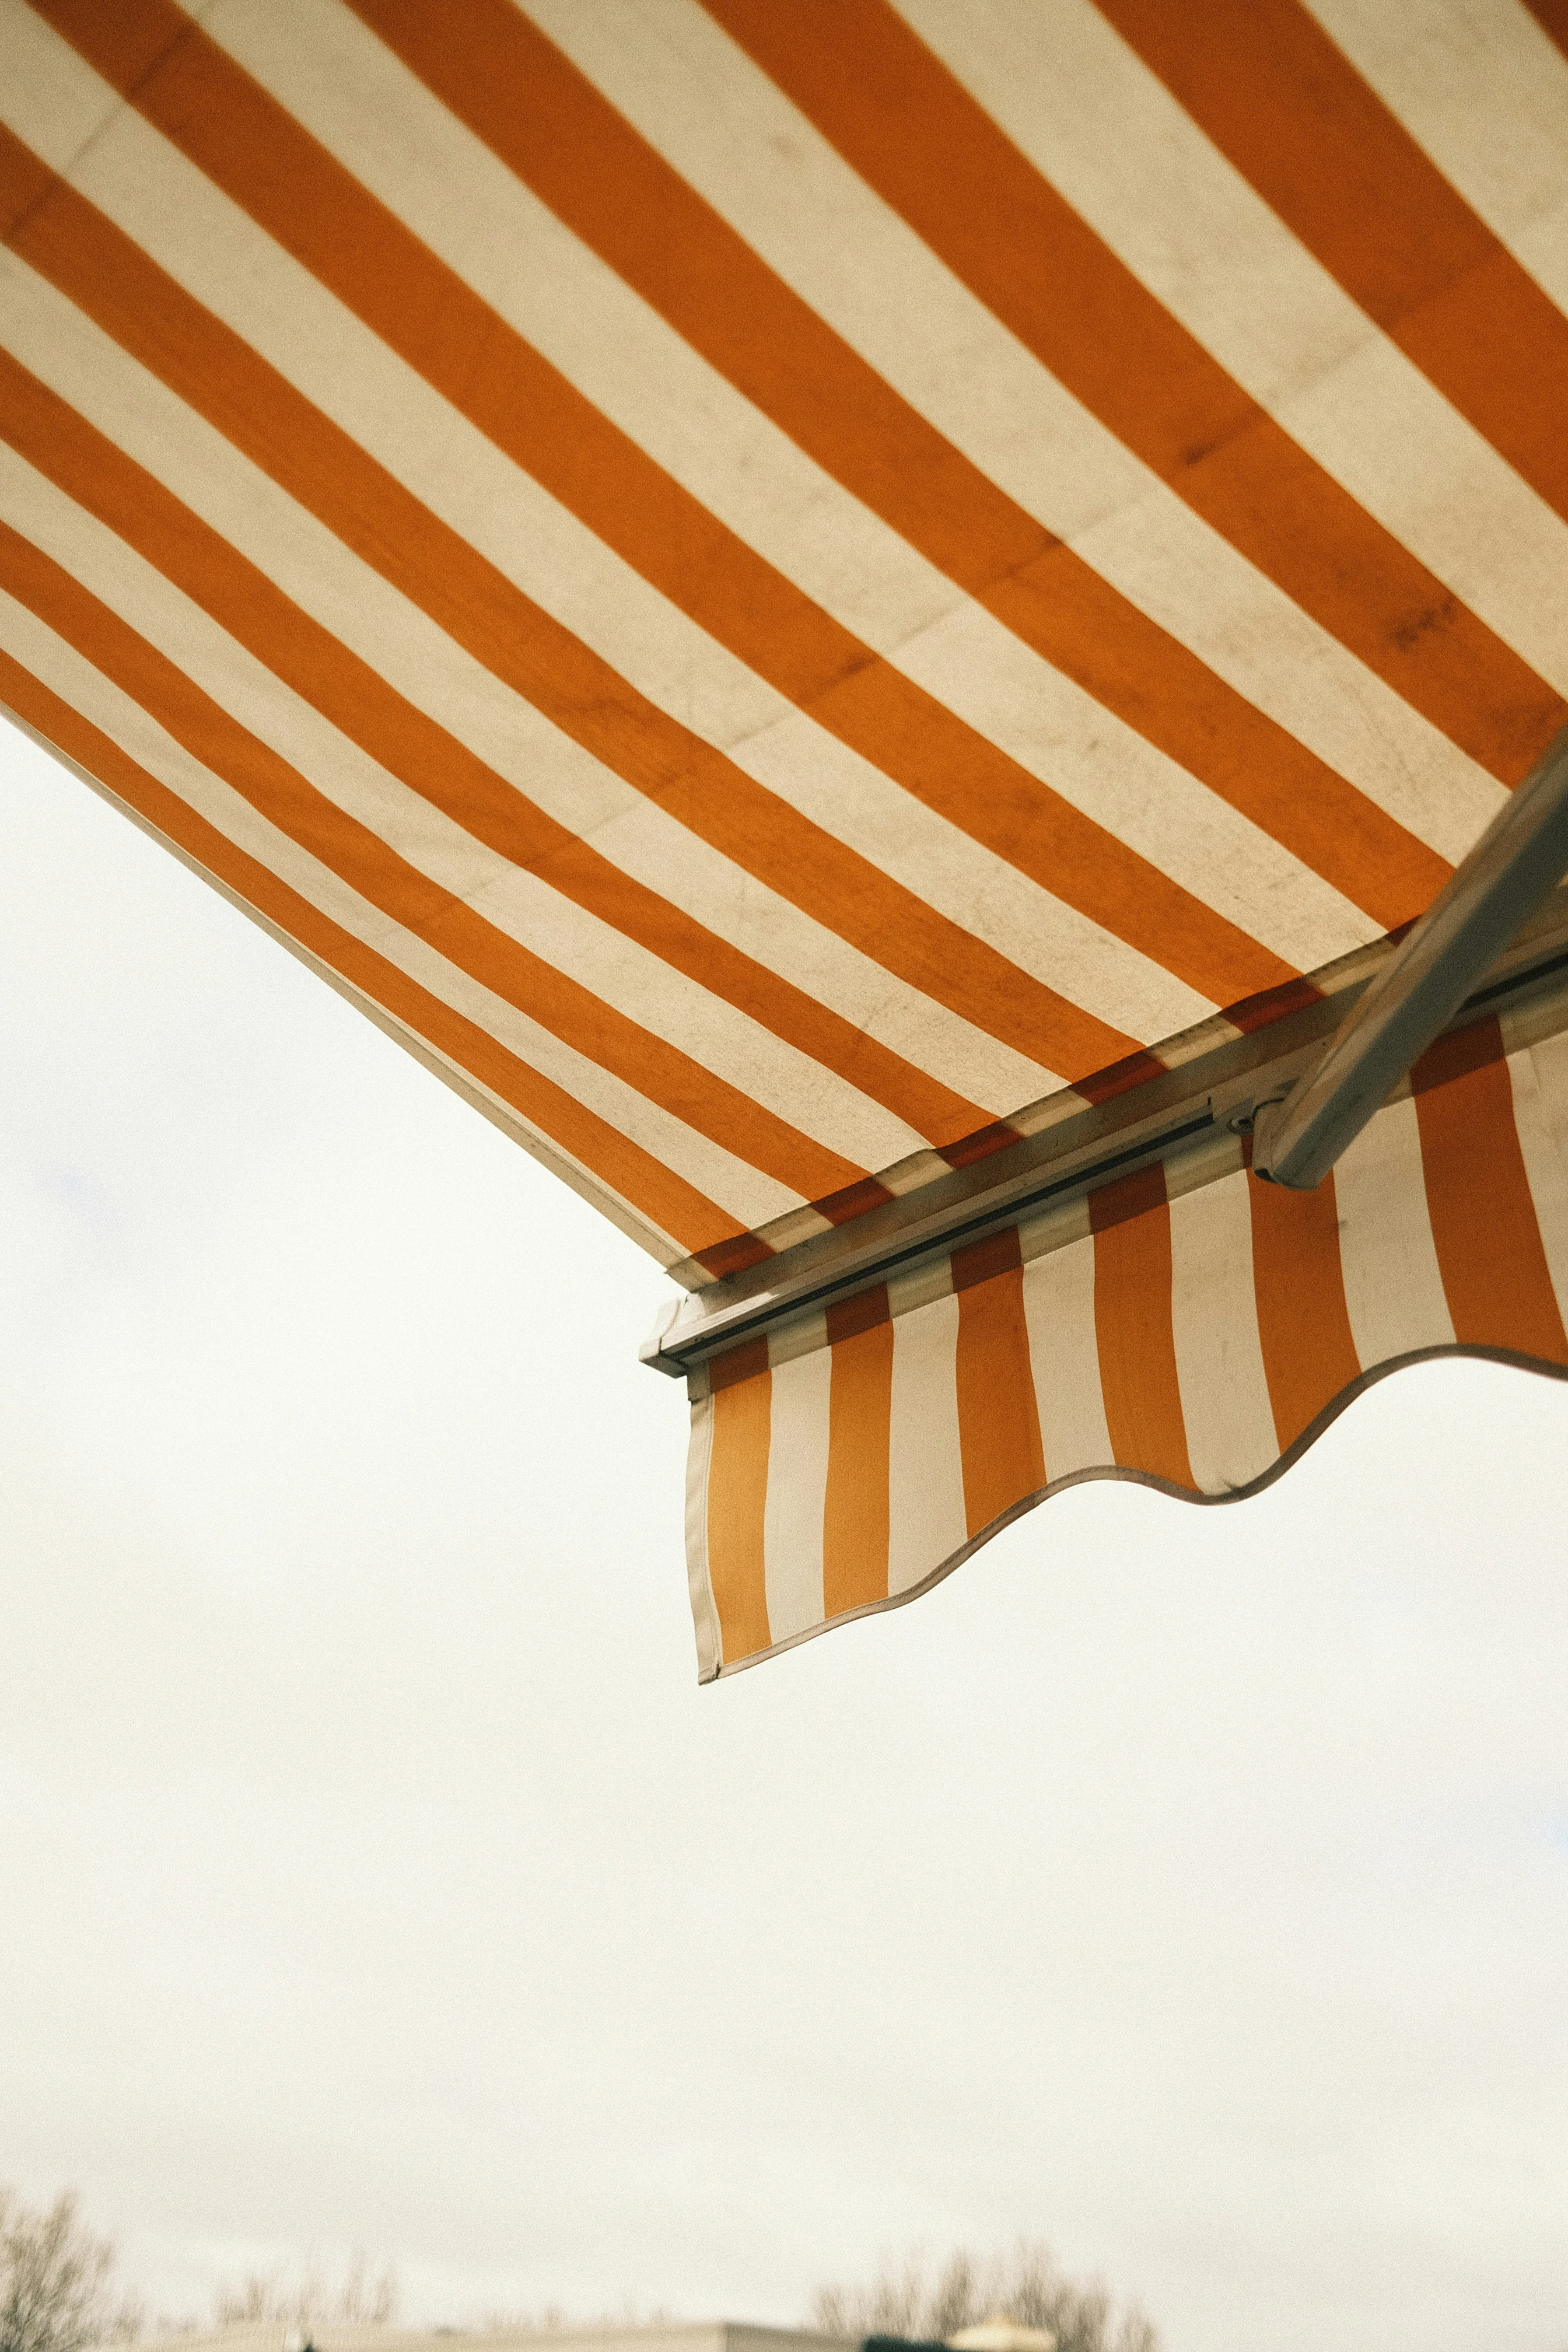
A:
[642,887,1568,1378]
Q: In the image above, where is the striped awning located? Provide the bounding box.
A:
[5,0,1568,1674]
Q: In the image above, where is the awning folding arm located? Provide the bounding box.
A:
[1252,725,1568,1189]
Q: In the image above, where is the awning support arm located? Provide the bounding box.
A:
[1252,726,1568,1191]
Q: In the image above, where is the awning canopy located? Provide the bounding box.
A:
[5,0,1568,1675]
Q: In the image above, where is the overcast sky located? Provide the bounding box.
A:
[3,709,1567,2352]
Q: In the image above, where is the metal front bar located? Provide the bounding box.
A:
[1252,727,1568,1191]
[642,891,1568,1378]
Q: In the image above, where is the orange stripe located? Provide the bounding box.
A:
[0,502,849,1202]
[1088,1163,1195,1488]
[951,1227,1046,1536]
[1245,1154,1361,1451]
[352,0,1450,939]
[822,1287,893,1616]
[0,127,1002,1158]
[0,649,740,1254]
[1101,0,1568,534]
[1412,1019,1568,1364]
[691,1230,773,1281]
[709,0,1567,786]
[29,0,1300,1027]
[705,1341,774,1665]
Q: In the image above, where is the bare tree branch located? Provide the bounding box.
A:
[0,2192,143,2352]
[211,2256,400,2329]
[808,2241,1157,2352]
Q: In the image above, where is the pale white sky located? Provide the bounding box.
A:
[2,712,1567,2352]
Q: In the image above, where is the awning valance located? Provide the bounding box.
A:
[684,970,1568,1675]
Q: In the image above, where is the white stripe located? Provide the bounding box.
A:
[684,1391,723,1682]
[1021,1231,1113,1479]
[1507,1041,1568,1334]
[0,316,921,1177]
[762,1324,831,1644]
[906,0,1568,695]
[0,29,1200,1069]
[524,0,1506,864]
[1334,1093,1455,1366]
[886,1283,967,1595]
[0,0,118,169]
[1167,1168,1278,1492]
[1307,0,1568,319]
[0,582,800,1231]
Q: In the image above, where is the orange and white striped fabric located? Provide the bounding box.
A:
[688,1002,1568,1674]
[4,0,1568,1671]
